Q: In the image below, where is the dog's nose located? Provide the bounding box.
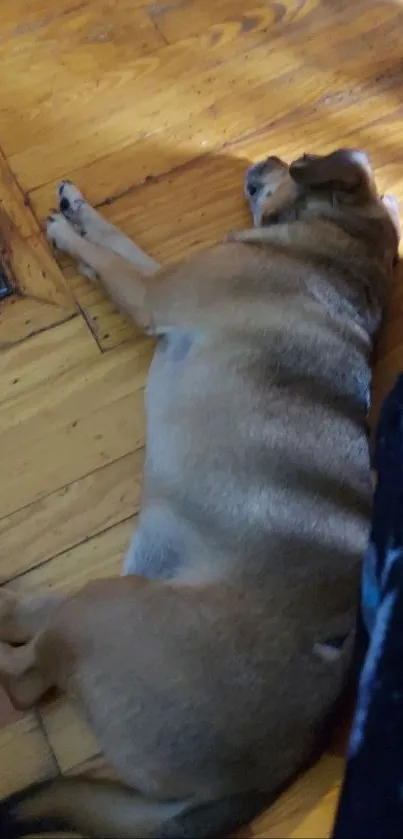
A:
[244,162,265,201]
[246,182,258,198]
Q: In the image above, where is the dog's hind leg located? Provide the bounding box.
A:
[1,777,192,838]
[1,776,266,838]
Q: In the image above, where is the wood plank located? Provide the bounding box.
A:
[0,139,75,335]
[0,390,145,526]
[7,516,133,594]
[0,688,24,729]
[0,0,95,40]
[65,753,109,777]
[0,142,75,348]
[0,316,99,405]
[149,0,285,45]
[149,0,398,49]
[249,756,343,838]
[6,230,74,309]
[92,154,250,262]
[0,323,151,442]
[0,450,143,581]
[0,4,294,164]
[8,0,402,191]
[0,0,163,60]
[39,697,100,775]
[289,786,340,839]
[0,296,76,350]
[0,146,39,237]
[0,318,152,522]
[0,713,57,797]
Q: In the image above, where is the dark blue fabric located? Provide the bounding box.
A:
[333,373,403,838]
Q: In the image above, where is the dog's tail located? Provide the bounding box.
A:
[0,776,269,838]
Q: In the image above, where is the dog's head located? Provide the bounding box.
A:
[245,149,400,265]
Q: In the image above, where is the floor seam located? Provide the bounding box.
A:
[3,511,138,586]
[36,710,62,778]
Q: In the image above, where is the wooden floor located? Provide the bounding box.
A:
[0,0,403,834]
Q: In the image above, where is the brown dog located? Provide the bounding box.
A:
[0,149,399,838]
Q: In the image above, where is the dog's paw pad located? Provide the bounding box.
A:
[60,196,70,213]
[57,181,86,222]
[58,180,82,202]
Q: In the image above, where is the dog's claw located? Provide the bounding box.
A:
[58,180,72,199]
[57,182,86,234]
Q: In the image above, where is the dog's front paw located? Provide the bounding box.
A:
[58,181,86,229]
[46,212,76,252]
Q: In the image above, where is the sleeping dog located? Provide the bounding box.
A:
[0,149,399,837]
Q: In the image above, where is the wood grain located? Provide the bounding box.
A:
[6,231,74,308]
[0,146,39,238]
[0,390,145,524]
[0,713,57,796]
[0,297,76,349]
[0,451,143,581]
[8,517,134,595]
[39,697,100,775]
[250,756,343,838]
[0,323,150,440]
[5,1,402,192]
[0,141,75,348]
[0,317,152,527]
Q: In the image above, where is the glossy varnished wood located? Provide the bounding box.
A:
[0,0,402,835]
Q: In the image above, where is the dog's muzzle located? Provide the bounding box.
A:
[244,162,266,202]
[244,162,270,226]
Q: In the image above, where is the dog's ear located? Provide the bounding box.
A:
[289,149,373,195]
